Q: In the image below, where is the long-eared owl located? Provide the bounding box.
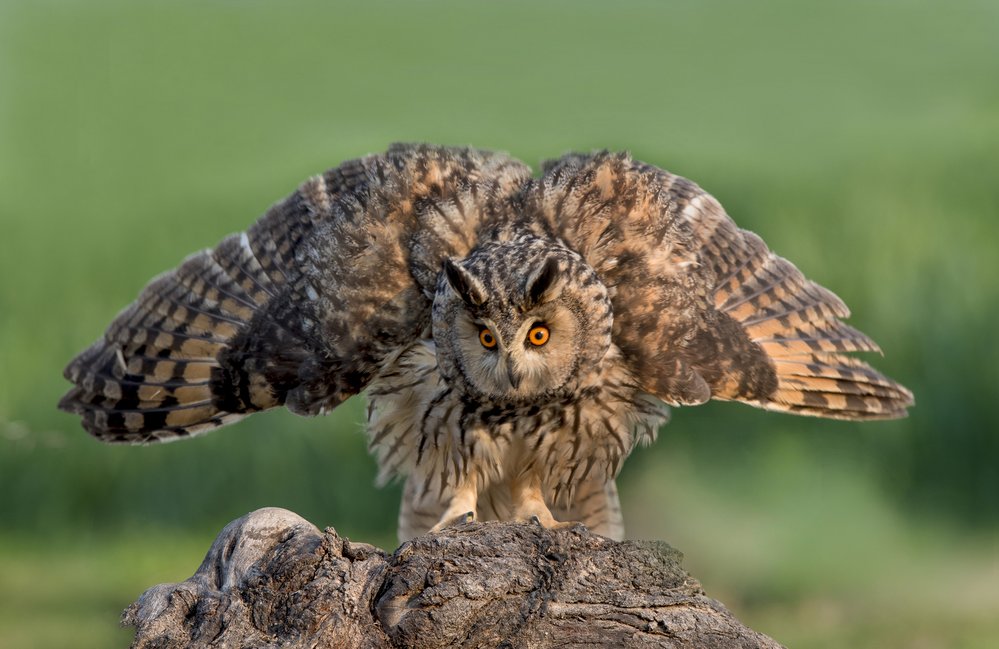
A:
[59,144,913,541]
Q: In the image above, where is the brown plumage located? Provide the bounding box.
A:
[59,143,913,540]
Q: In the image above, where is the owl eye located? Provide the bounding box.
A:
[527,324,550,347]
[478,328,498,349]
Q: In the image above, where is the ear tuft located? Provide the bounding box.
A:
[443,258,487,306]
[525,257,563,306]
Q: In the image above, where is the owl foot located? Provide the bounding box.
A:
[526,513,586,533]
[429,510,475,533]
[429,484,478,533]
[511,474,581,531]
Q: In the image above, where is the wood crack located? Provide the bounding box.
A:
[124,507,783,649]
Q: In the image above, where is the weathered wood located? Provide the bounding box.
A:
[124,508,783,648]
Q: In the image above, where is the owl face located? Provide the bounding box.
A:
[432,237,613,403]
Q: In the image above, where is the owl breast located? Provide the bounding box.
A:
[365,339,669,523]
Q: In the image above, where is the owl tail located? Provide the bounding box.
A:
[59,232,290,444]
[712,230,914,420]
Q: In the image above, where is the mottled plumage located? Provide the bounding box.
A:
[59,143,913,541]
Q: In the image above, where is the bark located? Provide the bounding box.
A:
[124,507,783,648]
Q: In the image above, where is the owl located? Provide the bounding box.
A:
[59,143,913,541]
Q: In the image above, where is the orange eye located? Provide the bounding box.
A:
[527,324,550,346]
[479,328,497,349]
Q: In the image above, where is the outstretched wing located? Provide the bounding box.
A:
[59,144,532,443]
[524,152,912,420]
[668,170,914,419]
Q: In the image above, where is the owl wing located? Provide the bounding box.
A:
[526,152,913,420]
[59,144,532,443]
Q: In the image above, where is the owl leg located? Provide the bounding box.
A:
[397,477,446,541]
[429,481,478,533]
[510,473,580,531]
[551,477,623,540]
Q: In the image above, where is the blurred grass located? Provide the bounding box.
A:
[0,532,204,649]
[626,432,999,649]
[1,0,998,647]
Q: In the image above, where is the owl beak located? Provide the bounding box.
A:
[506,363,522,390]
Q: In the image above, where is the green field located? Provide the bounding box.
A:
[2,1,998,647]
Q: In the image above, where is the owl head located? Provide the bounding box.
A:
[432,236,613,403]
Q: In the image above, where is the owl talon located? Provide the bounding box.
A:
[520,514,583,533]
[429,510,475,533]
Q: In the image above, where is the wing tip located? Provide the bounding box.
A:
[760,371,914,421]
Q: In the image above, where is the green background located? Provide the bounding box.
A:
[2,1,997,647]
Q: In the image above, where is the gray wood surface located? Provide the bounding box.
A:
[125,507,783,648]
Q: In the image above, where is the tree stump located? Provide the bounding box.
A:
[124,507,783,648]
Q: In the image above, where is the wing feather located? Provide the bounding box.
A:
[675,173,913,419]
[529,151,912,420]
[60,144,532,443]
